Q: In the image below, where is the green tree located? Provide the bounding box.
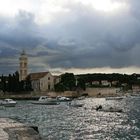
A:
[7,74,12,92]
[1,75,6,93]
[61,73,76,90]
[25,75,33,91]
[55,73,76,91]
[77,77,86,90]
[54,83,65,92]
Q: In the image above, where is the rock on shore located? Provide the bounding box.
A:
[0,118,42,140]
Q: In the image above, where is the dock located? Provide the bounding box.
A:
[0,118,42,140]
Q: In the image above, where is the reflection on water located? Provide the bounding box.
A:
[0,97,140,139]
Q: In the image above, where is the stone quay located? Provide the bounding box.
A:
[0,118,42,140]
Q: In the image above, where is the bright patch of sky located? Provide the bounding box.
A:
[0,0,128,24]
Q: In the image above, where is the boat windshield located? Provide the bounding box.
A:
[39,96,48,101]
[5,99,13,102]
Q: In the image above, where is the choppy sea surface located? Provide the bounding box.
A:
[0,96,140,140]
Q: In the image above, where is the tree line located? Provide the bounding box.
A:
[77,73,140,85]
[54,73,140,91]
[54,73,86,92]
[0,71,32,93]
[1,72,140,93]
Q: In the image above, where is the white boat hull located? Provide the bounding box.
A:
[31,101,59,105]
[2,103,17,107]
[1,99,17,107]
[106,97,124,100]
[97,108,123,113]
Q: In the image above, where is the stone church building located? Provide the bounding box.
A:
[19,50,60,92]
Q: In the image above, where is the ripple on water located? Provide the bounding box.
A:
[0,97,140,139]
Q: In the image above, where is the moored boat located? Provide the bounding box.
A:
[68,100,84,108]
[96,105,123,113]
[57,96,72,102]
[69,103,84,107]
[106,96,124,100]
[31,96,59,105]
[97,108,123,113]
[77,96,85,100]
[1,99,17,107]
[131,94,140,97]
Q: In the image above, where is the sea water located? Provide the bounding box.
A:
[0,97,140,140]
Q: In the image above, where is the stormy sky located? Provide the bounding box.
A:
[0,0,140,75]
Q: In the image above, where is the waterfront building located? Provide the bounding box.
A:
[101,80,111,86]
[111,81,119,86]
[19,50,60,92]
[92,81,100,86]
[19,50,28,81]
[28,72,60,92]
[132,84,140,93]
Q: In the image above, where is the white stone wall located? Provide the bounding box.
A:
[86,87,120,96]
[31,73,55,92]
[40,72,54,92]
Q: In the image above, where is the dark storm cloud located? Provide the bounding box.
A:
[45,2,140,69]
[0,11,44,51]
[0,11,48,74]
[1,0,140,74]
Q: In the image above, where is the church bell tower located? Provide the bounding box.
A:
[19,50,28,81]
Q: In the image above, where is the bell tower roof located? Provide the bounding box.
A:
[21,49,26,55]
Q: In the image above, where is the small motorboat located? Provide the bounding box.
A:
[70,104,84,107]
[57,96,72,102]
[96,105,123,113]
[68,100,84,108]
[1,99,17,107]
[106,97,124,100]
[31,96,59,105]
[77,96,85,100]
[131,94,140,97]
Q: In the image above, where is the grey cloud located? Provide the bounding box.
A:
[1,1,140,74]
[0,11,44,51]
[44,2,140,69]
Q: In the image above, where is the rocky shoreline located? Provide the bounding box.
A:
[0,118,42,140]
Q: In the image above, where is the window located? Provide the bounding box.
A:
[48,85,50,90]
[48,77,50,80]
[24,63,27,67]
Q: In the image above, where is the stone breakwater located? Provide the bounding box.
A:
[0,118,42,140]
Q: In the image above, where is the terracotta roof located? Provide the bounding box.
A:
[28,72,49,80]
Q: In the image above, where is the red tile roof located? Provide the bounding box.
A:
[28,72,49,80]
